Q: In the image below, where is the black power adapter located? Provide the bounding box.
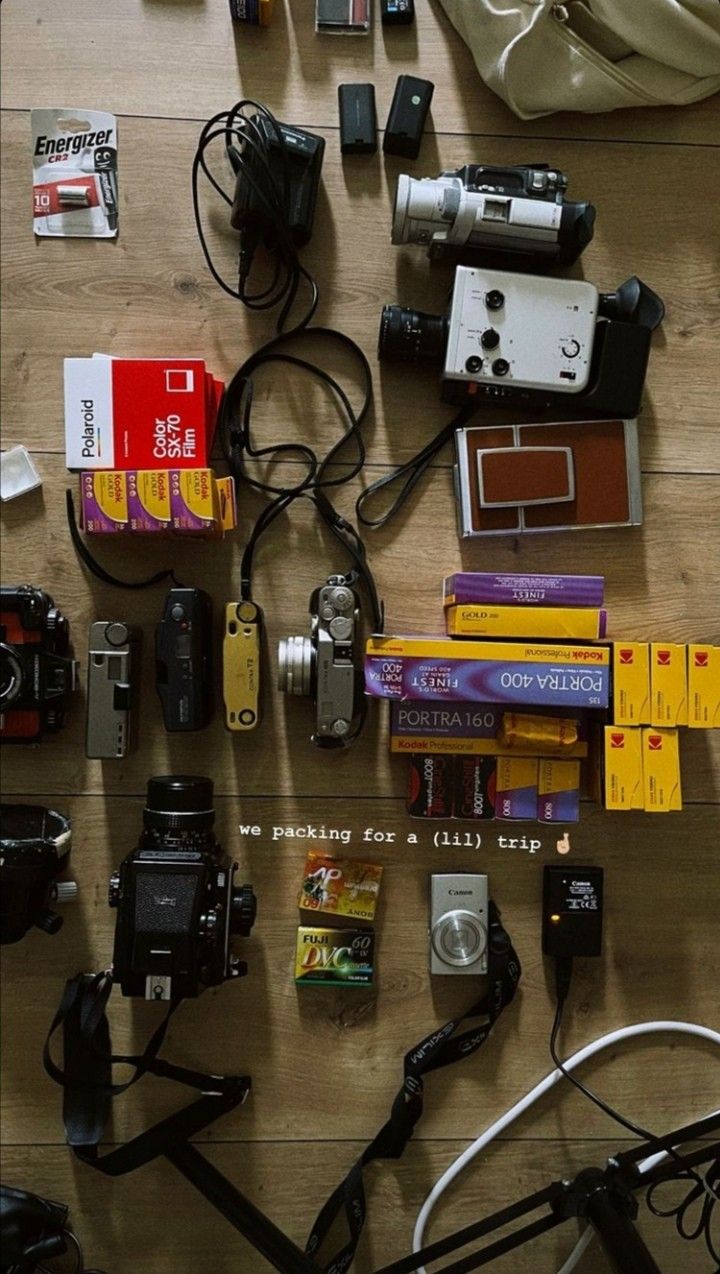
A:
[229,114,325,250]
[542,865,604,959]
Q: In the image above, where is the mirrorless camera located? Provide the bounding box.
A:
[278,574,363,748]
[380,267,665,418]
[109,776,256,1001]
[0,804,77,945]
[0,586,78,743]
[430,873,489,976]
[392,164,595,267]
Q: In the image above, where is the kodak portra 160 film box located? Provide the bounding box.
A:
[688,645,720,728]
[603,726,643,811]
[612,642,650,725]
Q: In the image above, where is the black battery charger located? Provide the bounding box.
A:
[542,865,604,959]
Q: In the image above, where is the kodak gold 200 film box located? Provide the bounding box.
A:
[650,643,688,727]
[612,642,650,725]
[642,728,682,812]
[603,726,643,811]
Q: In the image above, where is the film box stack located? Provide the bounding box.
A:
[443,572,606,641]
[294,852,383,988]
[367,572,610,825]
[602,642,719,812]
[64,355,233,538]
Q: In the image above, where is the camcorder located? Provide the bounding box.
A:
[278,574,363,748]
[0,804,77,945]
[0,586,78,743]
[392,164,596,268]
[109,776,256,1001]
[379,267,665,418]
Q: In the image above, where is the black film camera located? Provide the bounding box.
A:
[0,586,78,743]
[0,804,77,945]
[379,268,665,418]
[391,164,596,268]
[277,575,363,748]
[109,776,256,1001]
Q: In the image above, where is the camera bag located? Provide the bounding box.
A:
[437,0,720,117]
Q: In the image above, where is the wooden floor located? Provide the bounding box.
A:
[1,3,719,1272]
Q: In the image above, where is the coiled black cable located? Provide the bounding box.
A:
[192,100,382,630]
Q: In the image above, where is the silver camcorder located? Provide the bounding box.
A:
[392,164,595,268]
[278,575,361,748]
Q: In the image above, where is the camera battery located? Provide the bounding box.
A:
[338,83,377,155]
[383,75,434,159]
[381,0,414,24]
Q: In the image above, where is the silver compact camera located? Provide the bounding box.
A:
[430,873,489,976]
[85,621,139,759]
[278,574,361,747]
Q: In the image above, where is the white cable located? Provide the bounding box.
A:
[411,1020,720,1274]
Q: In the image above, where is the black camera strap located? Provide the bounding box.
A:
[305,901,521,1274]
[43,973,250,1176]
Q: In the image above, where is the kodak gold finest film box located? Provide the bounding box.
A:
[688,644,720,729]
[650,643,688,727]
[612,642,650,725]
[603,726,643,811]
[446,604,607,641]
[642,728,682,812]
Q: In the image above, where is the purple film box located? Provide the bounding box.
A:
[390,701,588,741]
[443,573,605,608]
[365,658,609,711]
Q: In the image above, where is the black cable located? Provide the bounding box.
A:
[645,1150,719,1266]
[355,403,478,529]
[65,490,185,591]
[193,99,382,630]
[549,957,714,1228]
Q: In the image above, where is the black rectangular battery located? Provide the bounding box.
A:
[338,83,377,155]
[383,74,434,159]
[381,0,414,23]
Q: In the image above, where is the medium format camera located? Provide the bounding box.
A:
[430,873,488,976]
[278,574,363,747]
[0,804,77,945]
[392,164,595,268]
[0,586,78,743]
[109,776,256,1001]
[379,267,665,418]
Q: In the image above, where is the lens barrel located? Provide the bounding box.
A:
[378,305,448,365]
[278,635,315,697]
[143,775,215,835]
[0,645,24,707]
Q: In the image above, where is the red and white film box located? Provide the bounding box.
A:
[64,356,223,470]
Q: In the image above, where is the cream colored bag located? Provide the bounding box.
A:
[438,0,720,117]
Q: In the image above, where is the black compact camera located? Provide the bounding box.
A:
[0,586,78,743]
[380,268,665,418]
[391,164,596,268]
[0,804,77,945]
[109,776,256,1001]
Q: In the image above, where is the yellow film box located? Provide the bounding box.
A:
[650,643,688,727]
[688,644,720,729]
[537,759,581,823]
[642,728,682,812]
[446,604,607,641]
[612,642,650,725]
[603,726,643,811]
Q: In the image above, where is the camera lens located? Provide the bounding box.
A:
[278,636,315,697]
[378,305,448,366]
[144,775,215,835]
[0,645,23,707]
